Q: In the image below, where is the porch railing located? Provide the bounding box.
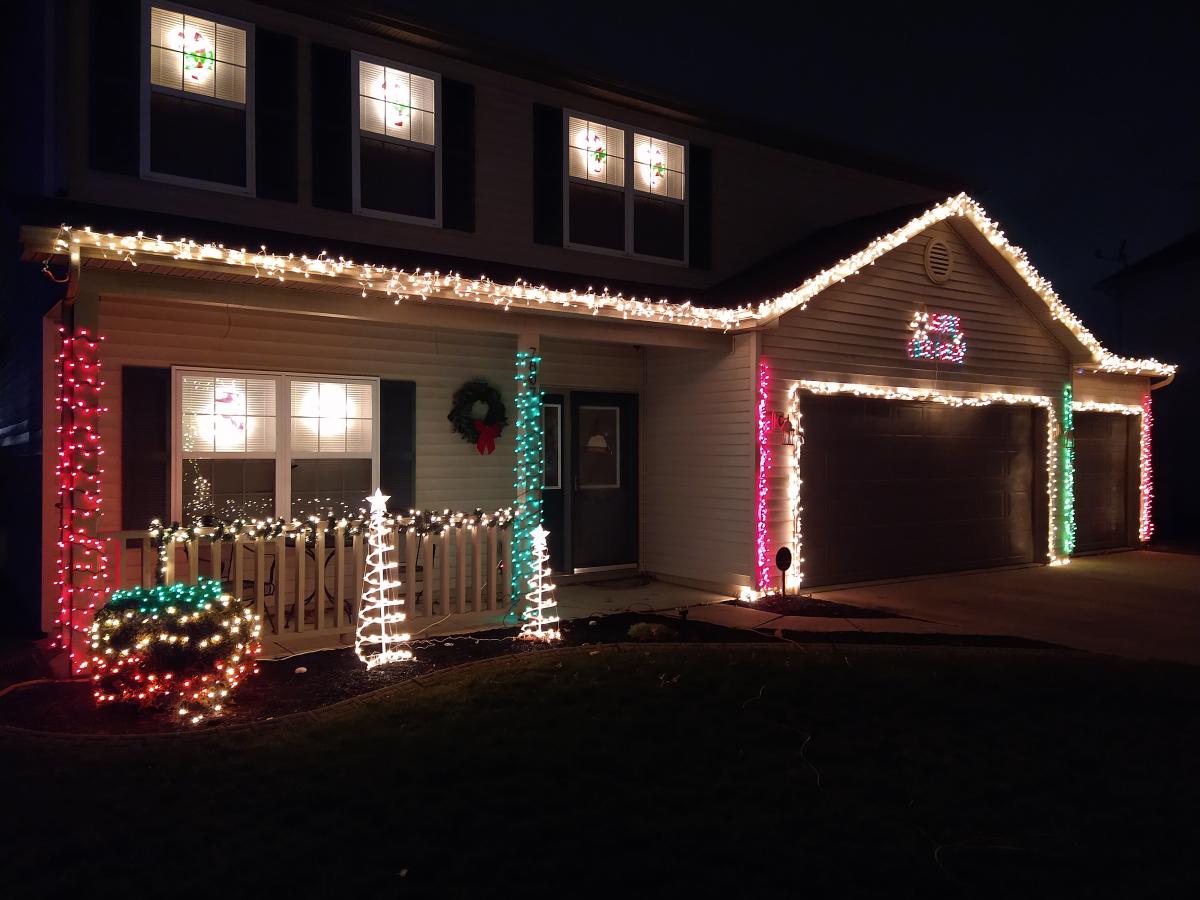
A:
[101,512,514,645]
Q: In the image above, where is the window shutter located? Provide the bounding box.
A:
[89,0,140,175]
[441,78,475,231]
[531,104,563,245]
[310,44,352,211]
[255,28,298,202]
[122,367,171,529]
[379,380,416,513]
[688,144,712,269]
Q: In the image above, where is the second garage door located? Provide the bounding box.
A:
[1073,412,1133,551]
[800,394,1044,586]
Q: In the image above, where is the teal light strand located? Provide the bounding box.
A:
[510,350,545,605]
[1060,383,1076,556]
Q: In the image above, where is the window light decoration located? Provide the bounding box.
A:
[908,311,966,364]
[48,193,1177,375]
[568,117,625,187]
[793,380,1066,567]
[181,374,276,454]
[519,525,561,642]
[290,379,374,454]
[87,577,261,725]
[510,350,545,604]
[633,133,685,199]
[1059,384,1076,556]
[355,489,413,669]
[755,359,773,590]
[1070,397,1154,543]
[54,326,111,671]
[358,59,436,146]
[149,6,246,104]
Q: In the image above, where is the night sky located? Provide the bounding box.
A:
[384,1,1199,343]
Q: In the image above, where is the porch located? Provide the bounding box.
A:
[102,520,727,659]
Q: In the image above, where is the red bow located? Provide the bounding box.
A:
[473,420,500,455]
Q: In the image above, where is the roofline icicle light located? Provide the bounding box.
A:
[47,192,1175,375]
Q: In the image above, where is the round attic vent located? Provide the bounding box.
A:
[923,238,954,283]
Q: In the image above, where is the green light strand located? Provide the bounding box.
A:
[510,350,545,606]
[1060,382,1076,556]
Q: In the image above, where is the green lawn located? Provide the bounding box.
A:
[3,644,1198,897]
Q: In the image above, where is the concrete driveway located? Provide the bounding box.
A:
[809,551,1200,665]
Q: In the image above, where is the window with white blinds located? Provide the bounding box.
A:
[290,380,375,455]
[181,374,276,454]
[633,133,686,200]
[357,59,437,146]
[565,112,689,261]
[568,117,626,188]
[173,370,379,521]
[149,6,247,105]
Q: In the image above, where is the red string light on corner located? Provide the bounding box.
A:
[54,325,110,671]
[755,359,772,590]
[1139,391,1154,543]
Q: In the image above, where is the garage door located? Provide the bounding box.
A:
[1073,412,1132,551]
[801,394,1043,586]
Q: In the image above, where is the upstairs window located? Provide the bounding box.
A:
[565,113,687,262]
[353,53,441,223]
[144,4,253,191]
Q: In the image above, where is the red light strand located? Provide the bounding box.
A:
[755,359,772,590]
[54,325,110,670]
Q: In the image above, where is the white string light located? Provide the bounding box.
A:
[48,193,1175,375]
[518,525,560,642]
[354,489,412,669]
[1071,398,1154,543]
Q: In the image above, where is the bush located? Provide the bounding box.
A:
[87,577,262,723]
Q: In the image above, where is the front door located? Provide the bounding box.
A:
[569,391,638,573]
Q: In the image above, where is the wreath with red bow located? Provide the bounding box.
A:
[447,380,508,455]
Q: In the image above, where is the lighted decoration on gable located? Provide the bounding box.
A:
[908,312,967,364]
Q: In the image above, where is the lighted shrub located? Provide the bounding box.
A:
[87,577,261,724]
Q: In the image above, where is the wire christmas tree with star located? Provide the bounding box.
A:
[355,489,413,668]
[519,525,561,642]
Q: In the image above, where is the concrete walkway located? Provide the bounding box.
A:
[808,550,1200,665]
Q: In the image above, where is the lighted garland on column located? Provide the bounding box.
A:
[510,350,544,605]
[1059,383,1076,556]
[786,382,805,586]
[755,359,773,590]
[355,489,413,669]
[54,325,111,670]
[1139,392,1154,542]
[519,525,561,642]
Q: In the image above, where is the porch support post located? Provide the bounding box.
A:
[510,333,542,612]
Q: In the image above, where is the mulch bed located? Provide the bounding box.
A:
[0,611,775,736]
[732,594,901,618]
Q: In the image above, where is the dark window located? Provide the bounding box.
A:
[183,458,276,522]
[568,182,624,251]
[291,459,373,520]
[360,138,436,220]
[150,93,247,187]
[634,195,685,261]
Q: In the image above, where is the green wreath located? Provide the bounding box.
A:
[448,380,508,454]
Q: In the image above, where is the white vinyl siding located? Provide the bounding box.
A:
[643,334,755,591]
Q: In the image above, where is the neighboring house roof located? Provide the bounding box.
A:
[1096,228,1200,292]
[23,194,1176,376]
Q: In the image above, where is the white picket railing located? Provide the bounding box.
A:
[101,514,514,646]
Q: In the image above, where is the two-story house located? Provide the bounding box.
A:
[1,1,1174,662]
